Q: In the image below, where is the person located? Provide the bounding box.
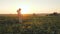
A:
[17,8,21,16]
[17,8,22,23]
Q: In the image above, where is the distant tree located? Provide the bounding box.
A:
[47,12,59,16]
[53,12,58,16]
[33,13,36,16]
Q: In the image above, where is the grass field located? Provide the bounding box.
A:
[0,14,60,34]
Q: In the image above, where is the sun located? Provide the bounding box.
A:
[17,4,30,14]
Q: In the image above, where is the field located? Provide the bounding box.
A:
[0,14,60,34]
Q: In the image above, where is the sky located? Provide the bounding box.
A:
[0,0,60,14]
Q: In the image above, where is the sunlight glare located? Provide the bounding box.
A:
[17,4,30,14]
